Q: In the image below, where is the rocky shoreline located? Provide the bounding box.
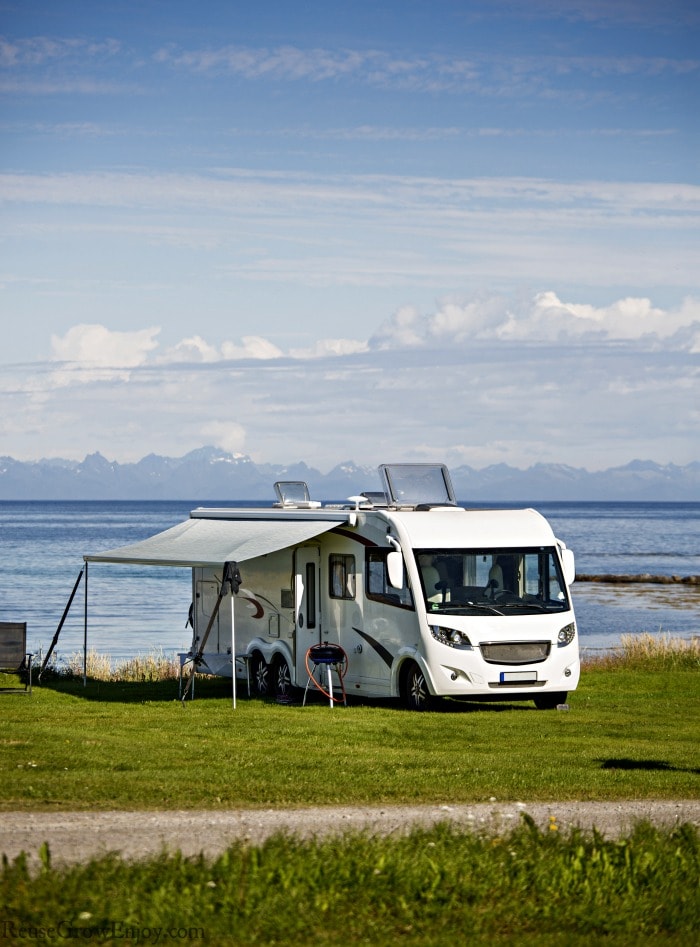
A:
[576,574,700,585]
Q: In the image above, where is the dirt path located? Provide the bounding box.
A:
[2,801,699,868]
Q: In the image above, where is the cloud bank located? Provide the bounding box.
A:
[44,292,699,377]
[0,290,693,473]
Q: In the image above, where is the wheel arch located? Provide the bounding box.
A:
[392,649,436,699]
[245,638,293,670]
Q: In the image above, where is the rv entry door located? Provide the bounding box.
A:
[295,545,321,681]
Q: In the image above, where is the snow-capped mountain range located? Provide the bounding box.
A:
[0,448,698,501]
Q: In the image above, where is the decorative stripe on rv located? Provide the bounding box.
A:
[332,527,378,547]
[353,628,394,667]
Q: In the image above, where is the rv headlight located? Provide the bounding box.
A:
[558,623,576,646]
[430,625,472,650]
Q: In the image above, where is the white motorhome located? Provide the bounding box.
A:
[185,463,579,710]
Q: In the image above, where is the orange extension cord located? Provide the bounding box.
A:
[304,642,349,703]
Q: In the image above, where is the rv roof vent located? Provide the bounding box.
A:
[361,491,388,507]
[273,481,322,509]
[378,464,457,509]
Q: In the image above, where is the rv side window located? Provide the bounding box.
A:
[329,554,356,600]
[366,549,414,609]
[305,562,316,628]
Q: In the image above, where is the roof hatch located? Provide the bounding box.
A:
[379,463,457,509]
[273,481,322,509]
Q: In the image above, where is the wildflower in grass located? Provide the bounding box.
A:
[549,816,559,832]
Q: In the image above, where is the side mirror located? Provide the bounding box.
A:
[561,548,576,586]
[386,550,404,589]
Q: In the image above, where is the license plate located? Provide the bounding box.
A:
[500,670,537,683]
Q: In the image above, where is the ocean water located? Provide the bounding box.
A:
[0,500,698,666]
[527,501,700,653]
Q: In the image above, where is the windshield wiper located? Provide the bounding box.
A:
[432,602,504,616]
[495,600,556,612]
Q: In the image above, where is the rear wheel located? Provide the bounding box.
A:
[271,657,293,700]
[534,691,567,710]
[402,661,433,711]
[250,652,270,697]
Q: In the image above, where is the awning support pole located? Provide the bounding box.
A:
[231,591,236,710]
[182,561,241,705]
[83,561,89,687]
[39,568,84,681]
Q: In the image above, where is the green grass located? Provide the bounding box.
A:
[2,821,698,945]
[2,646,699,945]
[1,659,698,810]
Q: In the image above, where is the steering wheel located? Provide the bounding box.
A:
[494,589,519,604]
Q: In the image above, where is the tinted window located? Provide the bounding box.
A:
[366,549,414,609]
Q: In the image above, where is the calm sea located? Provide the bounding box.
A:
[1,500,698,665]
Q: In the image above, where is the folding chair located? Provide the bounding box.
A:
[0,622,33,694]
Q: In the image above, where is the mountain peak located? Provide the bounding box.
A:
[0,453,697,500]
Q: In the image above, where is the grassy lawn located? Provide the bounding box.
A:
[1,647,698,945]
[1,657,698,810]
[2,820,699,945]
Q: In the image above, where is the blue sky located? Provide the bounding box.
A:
[1,0,698,472]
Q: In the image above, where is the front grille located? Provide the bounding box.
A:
[480,640,550,665]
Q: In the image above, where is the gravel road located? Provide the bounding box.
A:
[2,801,699,869]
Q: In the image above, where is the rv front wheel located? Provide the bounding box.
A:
[272,657,293,700]
[251,653,270,697]
[402,661,433,712]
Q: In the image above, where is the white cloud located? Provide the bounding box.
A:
[153,41,700,97]
[2,171,697,303]
[163,44,370,82]
[160,332,367,363]
[39,292,700,396]
[2,319,696,470]
[159,335,220,363]
[289,338,368,359]
[50,323,160,364]
[1,290,695,468]
[49,324,161,383]
[0,37,121,68]
[201,420,248,455]
[221,336,283,360]
[370,306,426,349]
[500,292,700,342]
[427,298,507,341]
[370,293,700,350]
[156,334,285,364]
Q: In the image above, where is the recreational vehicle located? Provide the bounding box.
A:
[169,463,579,710]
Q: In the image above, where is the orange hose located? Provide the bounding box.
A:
[304,643,348,703]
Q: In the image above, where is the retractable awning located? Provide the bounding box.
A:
[84,515,347,568]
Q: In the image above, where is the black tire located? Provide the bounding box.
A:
[534,691,567,710]
[250,652,270,697]
[271,657,293,700]
[402,661,433,711]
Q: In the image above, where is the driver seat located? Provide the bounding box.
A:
[419,556,443,603]
[487,563,504,594]
[422,566,442,603]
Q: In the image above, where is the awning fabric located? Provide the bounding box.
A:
[84,517,342,568]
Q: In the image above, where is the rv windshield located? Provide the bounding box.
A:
[416,547,570,616]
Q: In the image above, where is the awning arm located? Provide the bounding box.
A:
[180,561,241,704]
